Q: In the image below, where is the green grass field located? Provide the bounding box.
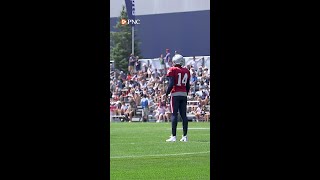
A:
[110,122,210,180]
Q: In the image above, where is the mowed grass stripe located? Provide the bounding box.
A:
[110,151,210,159]
[110,122,210,180]
[111,154,210,180]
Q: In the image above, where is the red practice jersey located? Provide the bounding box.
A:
[166,66,191,96]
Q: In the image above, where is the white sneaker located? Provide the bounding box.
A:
[166,136,176,142]
[180,136,188,142]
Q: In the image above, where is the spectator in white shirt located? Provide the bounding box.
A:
[194,106,202,122]
[191,56,198,70]
[152,68,159,78]
[120,102,128,115]
[140,79,147,89]
[155,105,166,123]
[147,65,153,78]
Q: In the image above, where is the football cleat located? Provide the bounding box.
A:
[180,136,188,142]
[166,136,176,142]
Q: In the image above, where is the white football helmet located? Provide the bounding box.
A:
[172,54,184,66]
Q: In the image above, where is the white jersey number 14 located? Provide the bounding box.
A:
[177,73,188,86]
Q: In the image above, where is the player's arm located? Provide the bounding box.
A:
[186,78,190,95]
[186,71,191,95]
[166,76,174,96]
[165,68,174,96]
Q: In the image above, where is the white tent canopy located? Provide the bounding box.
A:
[138,56,210,72]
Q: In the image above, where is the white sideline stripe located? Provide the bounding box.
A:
[177,128,210,130]
[110,151,210,159]
[111,141,210,145]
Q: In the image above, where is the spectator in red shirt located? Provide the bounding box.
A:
[127,73,132,81]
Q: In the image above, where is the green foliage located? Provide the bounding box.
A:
[110,5,142,73]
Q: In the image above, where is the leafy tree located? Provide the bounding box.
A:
[110,5,142,73]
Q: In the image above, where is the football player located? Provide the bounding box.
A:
[164,54,191,142]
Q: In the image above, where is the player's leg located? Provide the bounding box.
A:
[179,96,188,142]
[171,96,180,136]
[166,96,179,142]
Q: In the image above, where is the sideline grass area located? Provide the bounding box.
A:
[110,122,210,180]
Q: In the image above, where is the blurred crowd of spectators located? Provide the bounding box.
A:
[110,51,211,122]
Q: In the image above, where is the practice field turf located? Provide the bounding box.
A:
[110,122,210,180]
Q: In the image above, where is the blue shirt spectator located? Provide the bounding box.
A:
[141,96,149,109]
[190,74,198,84]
